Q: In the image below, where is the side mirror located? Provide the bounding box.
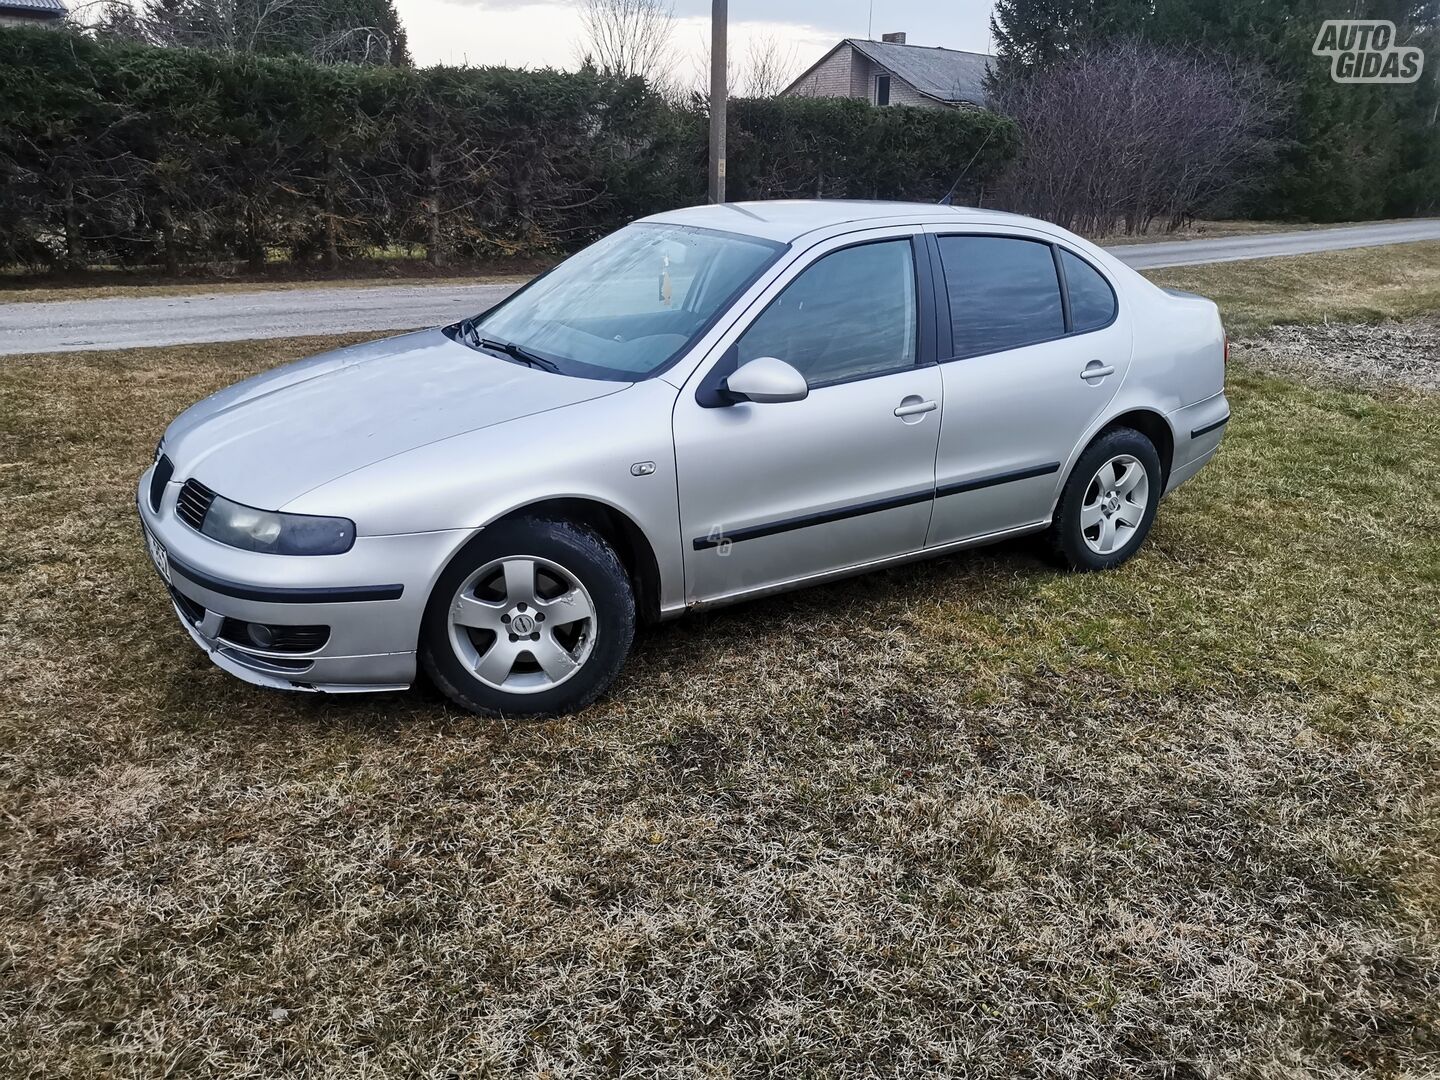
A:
[723,356,809,404]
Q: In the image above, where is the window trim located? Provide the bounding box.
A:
[875,74,892,106]
[1055,244,1121,337]
[695,234,935,407]
[927,232,1119,363]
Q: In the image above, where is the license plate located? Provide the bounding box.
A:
[144,527,172,586]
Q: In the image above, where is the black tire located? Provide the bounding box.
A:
[1047,427,1162,571]
[419,516,635,717]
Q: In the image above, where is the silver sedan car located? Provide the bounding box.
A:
[138,200,1229,716]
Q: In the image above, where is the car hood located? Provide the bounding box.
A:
[164,328,628,510]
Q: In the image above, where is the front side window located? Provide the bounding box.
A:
[938,235,1065,357]
[736,239,918,387]
[461,223,784,380]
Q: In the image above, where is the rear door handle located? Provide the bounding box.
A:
[894,399,938,417]
[1081,362,1115,380]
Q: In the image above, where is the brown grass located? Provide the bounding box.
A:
[1145,241,1440,335]
[0,273,532,306]
[1094,217,1429,246]
[2,313,1438,1069]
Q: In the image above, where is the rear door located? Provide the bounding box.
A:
[924,230,1132,546]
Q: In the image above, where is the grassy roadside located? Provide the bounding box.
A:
[1144,240,1440,335]
[2,218,1425,305]
[1097,216,1381,245]
[1,256,1438,1075]
[0,272,531,306]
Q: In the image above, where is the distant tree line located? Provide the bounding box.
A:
[0,27,1017,273]
[989,0,1440,223]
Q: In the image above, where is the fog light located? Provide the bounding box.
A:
[247,623,276,648]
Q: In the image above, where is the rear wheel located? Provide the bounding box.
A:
[420,517,635,716]
[1048,427,1162,571]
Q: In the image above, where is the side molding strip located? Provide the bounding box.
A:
[935,461,1060,499]
[693,462,1062,551]
[169,556,404,604]
[1191,414,1231,439]
[692,488,933,550]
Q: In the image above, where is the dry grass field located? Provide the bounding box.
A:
[0,273,531,306]
[1,246,1437,1077]
[1153,241,1440,335]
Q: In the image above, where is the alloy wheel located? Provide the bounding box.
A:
[446,555,597,694]
[1080,453,1149,555]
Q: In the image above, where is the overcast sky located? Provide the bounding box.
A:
[398,0,997,84]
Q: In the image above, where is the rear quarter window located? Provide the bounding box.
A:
[1059,249,1118,332]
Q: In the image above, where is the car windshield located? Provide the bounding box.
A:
[453,222,785,381]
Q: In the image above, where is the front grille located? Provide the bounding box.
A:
[219,618,330,654]
[176,479,217,531]
[149,454,174,512]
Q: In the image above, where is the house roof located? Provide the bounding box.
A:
[784,38,993,108]
[0,0,67,14]
[848,39,992,105]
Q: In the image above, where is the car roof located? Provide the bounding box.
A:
[640,199,1043,244]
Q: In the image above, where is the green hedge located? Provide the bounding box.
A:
[0,28,1018,272]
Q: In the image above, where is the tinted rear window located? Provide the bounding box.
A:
[937,236,1064,356]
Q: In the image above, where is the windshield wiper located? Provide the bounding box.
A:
[479,338,559,373]
[457,319,560,373]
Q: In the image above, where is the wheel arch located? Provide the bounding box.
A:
[1091,408,1175,489]
[428,496,665,627]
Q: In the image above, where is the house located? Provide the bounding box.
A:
[0,0,67,26]
[782,32,993,110]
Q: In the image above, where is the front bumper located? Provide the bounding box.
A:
[137,469,467,694]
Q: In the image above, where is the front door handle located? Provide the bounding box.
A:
[1081,362,1115,381]
[894,399,938,418]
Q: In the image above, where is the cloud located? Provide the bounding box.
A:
[397,0,995,72]
[400,0,842,82]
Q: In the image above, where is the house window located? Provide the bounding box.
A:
[875,74,891,106]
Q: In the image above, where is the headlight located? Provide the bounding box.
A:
[201,494,355,555]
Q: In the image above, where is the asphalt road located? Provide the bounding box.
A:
[3,219,1438,356]
[0,282,519,357]
[1111,218,1440,269]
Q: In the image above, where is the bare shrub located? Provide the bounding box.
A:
[574,0,675,84]
[686,31,738,105]
[743,32,797,97]
[992,40,1280,235]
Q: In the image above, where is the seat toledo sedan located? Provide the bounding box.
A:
[138,200,1229,716]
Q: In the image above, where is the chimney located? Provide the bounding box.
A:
[881,31,906,44]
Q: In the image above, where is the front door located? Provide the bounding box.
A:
[924,231,1133,546]
[674,235,943,604]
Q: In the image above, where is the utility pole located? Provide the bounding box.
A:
[708,0,727,203]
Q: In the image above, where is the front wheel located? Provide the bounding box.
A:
[1047,427,1162,571]
[420,517,636,716]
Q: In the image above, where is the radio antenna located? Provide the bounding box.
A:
[939,126,996,205]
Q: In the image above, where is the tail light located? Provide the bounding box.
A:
[1223,334,1229,365]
